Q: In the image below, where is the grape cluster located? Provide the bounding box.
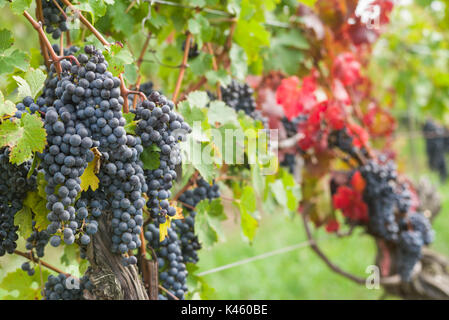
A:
[173,178,221,263]
[38,55,97,246]
[182,39,200,59]
[360,158,434,281]
[34,45,146,265]
[21,262,35,276]
[0,148,37,256]
[328,129,358,158]
[131,92,191,225]
[221,80,268,127]
[25,221,50,258]
[42,0,68,39]
[43,273,93,300]
[128,81,155,105]
[360,159,400,241]
[15,96,42,118]
[145,223,188,300]
[422,120,448,181]
[281,116,306,138]
[280,153,296,174]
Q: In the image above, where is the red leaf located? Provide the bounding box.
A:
[332,52,362,87]
[325,219,340,233]
[350,171,366,193]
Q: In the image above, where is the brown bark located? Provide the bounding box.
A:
[85,213,149,300]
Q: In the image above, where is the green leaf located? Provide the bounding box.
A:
[123,113,136,135]
[178,100,206,127]
[61,245,78,266]
[140,146,160,170]
[24,68,47,100]
[23,190,50,232]
[205,70,232,87]
[230,45,248,81]
[189,53,213,76]
[9,0,32,15]
[239,205,258,242]
[207,101,239,126]
[103,44,134,76]
[187,91,210,109]
[234,19,270,63]
[0,90,16,117]
[0,268,50,300]
[14,206,33,239]
[241,186,256,213]
[195,200,220,247]
[0,29,13,52]
[0,113,46,165]
[13,68,46,100]
[0,49,29,74]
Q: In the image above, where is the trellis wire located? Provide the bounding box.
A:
[196,238,329,277]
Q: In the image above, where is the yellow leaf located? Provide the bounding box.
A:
[159,220,169,242]
[79,150,100,192]
[159,207,184,242]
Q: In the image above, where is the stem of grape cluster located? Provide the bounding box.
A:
[172,32,192,103]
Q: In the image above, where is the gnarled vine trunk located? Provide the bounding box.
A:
[84,213,148,300]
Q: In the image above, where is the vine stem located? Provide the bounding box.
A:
[159,284,179,300]
[35,0,50,68]
[23,11,62,75]
[206,42,222,100]
[14,250,69,276]
[172,170,199,202]
[51,0,68,19]
[172,32,192,103]
[301,205,366,285]
[119,74,147,113]
[60,0,110,47]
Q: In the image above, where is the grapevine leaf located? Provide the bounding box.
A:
[0,49,29,74]
[205,70,232,87]
[12,75,31,100]
[79,259,89,275]
[159,219,169,242]
[140,146,160,170]
[14,206,33,239]
[207,199,226,220]
[0,268,50,300]
[195,201,219,247]
[123,113,137,134]
[0,90,16,117]
[207,101,239,127]
[0,29,13,52]
[230,45,248,81]
[190,53,213,76]
[187,91,210,110]
[241,186,257,213]
[9,0,32,15]
[0,113,46,164]
[27,153,40,178]
[239,205,258,242]
[234,19,270,63]
[103,44,134,76]
[23,190,49,232]
[80,157,100,192]
[61,245,78,266]
[186,263,216,300]
[24,68,47,100]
